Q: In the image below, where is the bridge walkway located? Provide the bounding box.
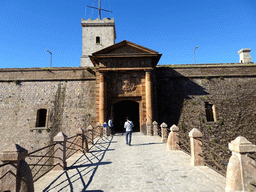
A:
[34,132,226,192]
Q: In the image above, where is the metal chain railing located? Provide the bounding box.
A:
[0,124,103,191]
[27,143,58,182]
[178,133,191,155]
[66,135,80,159]
[93,127,101,139]
[199,138,231,176]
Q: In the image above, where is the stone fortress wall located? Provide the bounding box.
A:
[0,63,256,154]
[0,67,96,153]
[155,63,256,145]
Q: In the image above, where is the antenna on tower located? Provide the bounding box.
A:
[86,0,113,20]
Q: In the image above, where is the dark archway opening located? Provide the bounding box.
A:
[113,100,140,133]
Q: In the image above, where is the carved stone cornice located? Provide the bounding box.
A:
[98,67,154,72]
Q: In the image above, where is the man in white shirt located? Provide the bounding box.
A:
[124,117,134,146]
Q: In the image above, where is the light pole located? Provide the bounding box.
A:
[194,46,199,64]
[47,50,52,67]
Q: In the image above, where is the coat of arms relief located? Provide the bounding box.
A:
[113,74,138,94]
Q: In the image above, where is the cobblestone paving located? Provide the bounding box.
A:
[35,132,226,192]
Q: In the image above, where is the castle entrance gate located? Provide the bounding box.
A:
[89,40,161,132]
[113,100,140,132]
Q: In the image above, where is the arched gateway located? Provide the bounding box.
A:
[113,100,140,132]
[90,40,161,132]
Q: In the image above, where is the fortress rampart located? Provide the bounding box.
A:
[0,63,256,154]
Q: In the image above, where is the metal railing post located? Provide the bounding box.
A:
[53,132,67,170]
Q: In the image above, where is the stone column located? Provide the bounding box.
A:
[99,72,105,125]
[146,121,153,136]
[145,70,153,123]
[167,125,180,150]
[0,144,34,192]
[53,132,67,170]
[76,128,89,153]
[160,122,168,143]
[226,136,256,192]
[153,121,159,136]
[189,128,204,166]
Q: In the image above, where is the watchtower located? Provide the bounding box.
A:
[80,18,116,67]
[238,48,252,64]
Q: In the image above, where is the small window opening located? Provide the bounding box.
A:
[96,36,100,44]
[36,109,47,127]
[205,102,214,122]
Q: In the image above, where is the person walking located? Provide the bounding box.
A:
[124,117,134,146]
[108,118,114,135]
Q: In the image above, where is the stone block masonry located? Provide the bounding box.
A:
[155,64,256,146]
[81,18,116,67]
[0,67,96,154]
[1,63,256,156]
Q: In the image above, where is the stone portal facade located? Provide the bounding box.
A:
[89,40,161,131]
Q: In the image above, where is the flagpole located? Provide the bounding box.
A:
[99,0,101,19]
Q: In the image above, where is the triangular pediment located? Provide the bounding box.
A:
[92,40,159,56]
[90,40,162,69]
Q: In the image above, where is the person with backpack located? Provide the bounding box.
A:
[124,117,134,146]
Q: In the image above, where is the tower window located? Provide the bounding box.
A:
[205,102,215,122]
[96,36,100,44]
[36,109,47,127]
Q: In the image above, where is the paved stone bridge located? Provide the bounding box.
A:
[35,132,226,192]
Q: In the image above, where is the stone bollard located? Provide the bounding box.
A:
[167,125,180,150]
[87,125,94,144]
[153,121,159,136]
[53,132,67,170]
[76,128,89,153]
[96,122,102,137]
[226,136,256,192]
[160,122,168,143]
[0,144,34,192]
[189,128,204,166]
[146,121,153,136]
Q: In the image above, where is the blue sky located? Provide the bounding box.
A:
[0,0,255,68]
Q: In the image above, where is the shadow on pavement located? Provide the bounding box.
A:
[131,142,164,146]
[41,136,114,192]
